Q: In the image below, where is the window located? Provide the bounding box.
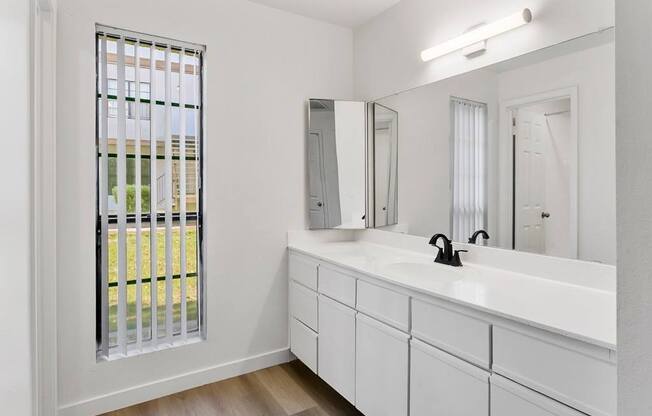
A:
[450,97,488,242]
[96,26,204,359]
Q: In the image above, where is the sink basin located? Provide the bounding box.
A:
[380,261,464,282]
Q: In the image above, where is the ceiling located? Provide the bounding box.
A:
[247,0,401,28]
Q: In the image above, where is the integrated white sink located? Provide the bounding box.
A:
[380,261,464,283]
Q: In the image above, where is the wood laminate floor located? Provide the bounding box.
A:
[102,360,363,416]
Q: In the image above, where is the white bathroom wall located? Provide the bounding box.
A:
[497,41,615,264]
[617,1,652,414]
[55,0,353,413]
[0,0,33,414]
[354,0,614,100]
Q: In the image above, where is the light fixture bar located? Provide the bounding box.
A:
[421,8,532,62]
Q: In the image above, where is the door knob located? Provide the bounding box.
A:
[317,202,323,207]
[541,212,551,219]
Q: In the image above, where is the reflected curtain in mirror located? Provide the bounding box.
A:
[450,97,487,242]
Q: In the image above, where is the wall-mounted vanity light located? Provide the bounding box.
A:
[420,8,533,62]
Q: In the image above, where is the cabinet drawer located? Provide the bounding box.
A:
[289,253,318,291]
[290,281,318,331]
[491,374,585,416]
[357,279,409,331]
[318,264,356,307]
[410,339,489,416]
[290,318,318,373]
[411,298,491,368]
[493,326,616,416]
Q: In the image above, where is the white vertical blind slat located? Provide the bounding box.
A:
[100,34,110,357]
[179,49,188,340]
[134,41,143,350]
[164,46,174,344]
[149,43,159,347]
[193,52,201,333]
[116,37,128,356]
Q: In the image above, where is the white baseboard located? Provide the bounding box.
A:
[57,347,291,416]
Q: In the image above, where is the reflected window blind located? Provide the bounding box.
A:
[95,26,205,359]
[450,97,488,242]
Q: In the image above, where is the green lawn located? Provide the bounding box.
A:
[107,226,199,338]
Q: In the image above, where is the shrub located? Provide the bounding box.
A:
[112,185,150,212]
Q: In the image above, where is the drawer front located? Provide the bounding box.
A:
[290,281,318,331]
[290,318,318,373]
[411,298,491,368]
[357,279,409,332]
[410,339,489,416]
[289,253,318,290]
[318,264,356,307]
[493,326,616,416]
[491,374,585,416]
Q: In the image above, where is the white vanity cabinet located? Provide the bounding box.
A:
[317,294,356,403]
[355,313,409,416]
[410,339,489,416]
[287,248,616,416]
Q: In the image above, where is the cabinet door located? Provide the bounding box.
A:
[491,374,585,416]
[410,339,489,416]
[355,313,409,416]
[318,295,356,403]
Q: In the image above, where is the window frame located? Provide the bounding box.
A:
[94,26,206,358]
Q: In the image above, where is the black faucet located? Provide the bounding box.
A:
[468,229,490,244]
[429,233,467,267]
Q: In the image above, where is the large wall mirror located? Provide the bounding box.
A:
[372,29,615,264]
[308,99,367,229]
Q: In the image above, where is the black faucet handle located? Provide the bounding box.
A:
[451,249,468,267]
[434,246,445,263]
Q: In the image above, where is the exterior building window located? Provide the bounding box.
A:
[96,25,205,359]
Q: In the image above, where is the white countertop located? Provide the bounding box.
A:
[288,240,616,350]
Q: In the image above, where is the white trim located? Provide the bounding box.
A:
[498,86,579,258]
[32,0,58,414]
[57,348,292,416]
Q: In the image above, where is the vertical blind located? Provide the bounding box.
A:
[96,26,204,359]
[451,97,488,242]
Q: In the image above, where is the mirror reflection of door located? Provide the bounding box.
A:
[307,99,366,229]
[374,103,398,227]
[513,98,572,256]
[308,100,341,229]
[308,130,327,228]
